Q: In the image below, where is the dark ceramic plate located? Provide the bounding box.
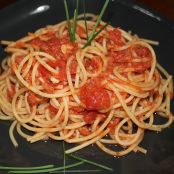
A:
[0,0,174,174]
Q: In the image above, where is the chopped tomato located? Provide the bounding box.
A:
[133,46,150,58]
[71,106,84,113]
[108,28,123,46]
[108,118,120,131]
[84,57,101,73]
[48,105,58,115]
[83,111,98,124]
[80,78,110,111]
[31,37,77,60]
[83,111,106,124]
[27,92,44,106]
[79,126,91,136]
[108,46,152,73]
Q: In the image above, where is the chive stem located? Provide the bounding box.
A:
[8,162,84,174]
[63,0,73,41]
[83,22,108,49]
[0,165,54,170]
[50,169,101,173]
[67,154,113,171]
[89,0,109,39]
[83,0,88,40]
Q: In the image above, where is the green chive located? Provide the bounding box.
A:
[83,0,88,40]
[83,22,108,49]
[0,165,54,170]
[8,162,84,174]
[72,9,77,41]
[63,0,73,41]
[67,154,113,171]
[89,0,109,39]
[50,169,101,173]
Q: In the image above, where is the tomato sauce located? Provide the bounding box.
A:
[108,45,152,73]
[27,92,45,106]
[31,37,77,60]
[80,78,110,111]
[79,126,91,136]
[7,85,16,101]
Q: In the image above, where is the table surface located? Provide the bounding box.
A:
[0,0,174,21]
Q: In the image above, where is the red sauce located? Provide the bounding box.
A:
[7,85,16,100]
[15,55,24,65]
[80,78,110,111]
[108,45,152,73]
[27,92,45,106]
[83,111,106,124]
[84,57,101,73]
[108,118,120,132]
[48,105,58,115]
[79,126,91,136]
[108,28,124,47]
[83,111,98,124]
[31,37,77,60]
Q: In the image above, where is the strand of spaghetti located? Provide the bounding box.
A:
[36,57,58,74]
[34,103,64,125]
[48,130,75,140]
[140,38,159,45]
[65,128,109,154]
[12,88,36,123]
[66,56,81,104]
[9,120,18,147]
[11,55,71,98]
[112,95,134,109]
[114,117,143,146]
[16,123,31,139]
[160,76,172,94]
[5,48,28,54]
[22,57,33,78]
[66,110,114,143]
[64,122,86,129]
[112,81,149,98]
[96,132,144,156]
[8,29,48,47]
[75,50,87,87]
[108,83,152,129]
[27,132,45,142]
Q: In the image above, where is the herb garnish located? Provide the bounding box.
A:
[64,0,110,48]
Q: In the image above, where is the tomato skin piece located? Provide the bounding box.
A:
[83,111,98,124]
[80,78,110,111]
[31,37,77,60]
[79,126,91,136]
[27,92,44,106]
[108,118,120,131]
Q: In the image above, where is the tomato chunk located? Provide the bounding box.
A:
[80,78,110,110]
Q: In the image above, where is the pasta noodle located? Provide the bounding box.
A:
[0,14,173,156]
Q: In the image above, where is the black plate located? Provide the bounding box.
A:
[0,0,174,174]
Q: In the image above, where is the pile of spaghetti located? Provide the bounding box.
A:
[0,14,173,156]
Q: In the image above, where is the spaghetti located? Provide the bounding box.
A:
[0,14,173,156]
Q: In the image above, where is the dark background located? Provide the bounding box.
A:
[0,0,174,21]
